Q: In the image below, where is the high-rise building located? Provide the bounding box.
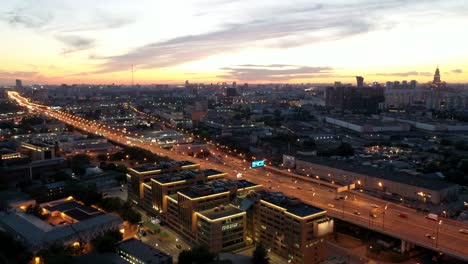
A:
[410,80,417,89]
[356,76,364,88]
[325,85,384,113]
[433,66,441,86]
[15,79,22,89]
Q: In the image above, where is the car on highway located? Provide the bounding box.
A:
[370,204,379,208]
[459,229,468,234]
[425,234,435,240]
[398,212,408,218]
[353,210,361,215]
[426,213,439,221]
[370,213,378,218]
[328,203,335,208]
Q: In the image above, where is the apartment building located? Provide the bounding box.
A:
[250,191,334,264]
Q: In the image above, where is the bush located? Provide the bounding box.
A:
[178,246,215,264]
[91,229,123,253]
[252,244,269,264]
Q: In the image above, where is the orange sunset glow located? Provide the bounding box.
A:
[1,0,467,85]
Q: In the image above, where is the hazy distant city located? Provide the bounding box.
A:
[1,1,468,264]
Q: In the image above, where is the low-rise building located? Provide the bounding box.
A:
[294,156,458,204]
[0,197,123,251]
[117,238,172,264]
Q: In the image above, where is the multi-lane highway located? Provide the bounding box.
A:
[8,91,468,261]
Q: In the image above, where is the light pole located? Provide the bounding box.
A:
[435,220,442,248]
[382,204,388,230]
[342,195,348,218]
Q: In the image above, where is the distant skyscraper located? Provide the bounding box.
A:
[410,80,417,89]
[356,76,364,88]
[433,66,441,86]
[401,80,408,89]
[15,79,22,89]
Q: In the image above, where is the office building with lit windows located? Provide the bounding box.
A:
[165,180,261,252]
[127,161,200,202]
[196,205,247,253]
[250,191,333,264]
[144,169,227,213]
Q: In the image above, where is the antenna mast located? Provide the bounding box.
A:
[131,64,134,87]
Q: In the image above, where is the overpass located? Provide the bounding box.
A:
[8,91,468,261]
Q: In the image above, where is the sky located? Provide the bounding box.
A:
[0,0,467,85]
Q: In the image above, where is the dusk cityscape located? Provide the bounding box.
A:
[1,1,468,264]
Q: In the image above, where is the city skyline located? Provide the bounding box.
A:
[1,0,468,85]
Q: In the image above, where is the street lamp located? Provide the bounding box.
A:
[342,195,348,218]
[383,204,388,230]
[435,220,442,248]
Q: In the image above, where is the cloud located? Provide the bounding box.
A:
[1,5,53,29]
[94,16,373,73]
[56,35,95,54]
[218,64,338,81]
[451,69,463,74]
[58,11,136,33]
[0,69,42,85]
[0,70,39,78]
[92,0,461,74]
[372,71,433,77]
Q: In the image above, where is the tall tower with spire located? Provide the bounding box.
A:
[433,66,441,86]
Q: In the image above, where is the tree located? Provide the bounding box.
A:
[70,154,91,174]
[115,164,128,173]
[455,140,467,151]
[0,231,32,264]
[37,244,73,264]
[121,206,142,225]
[99,197,122,212]
[68,183,101,206]
[26,205,48,220]
[97,154,107,162]
[252,244,269,264]
[302,139,316,150]
[91,229,123,253]
[336,142,354,156]
[178,246,216,264]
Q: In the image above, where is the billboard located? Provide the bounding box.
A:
[251,160,265,168]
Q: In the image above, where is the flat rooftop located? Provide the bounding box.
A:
[257,190,325,218]
[0,204,121,248]
[117,238,171,262]
[132,160,197,173]
[297,155,457,191]
[147,169,225,184]
[179,179,259,199]
[42,200,103,221]
[198,204,245,221]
